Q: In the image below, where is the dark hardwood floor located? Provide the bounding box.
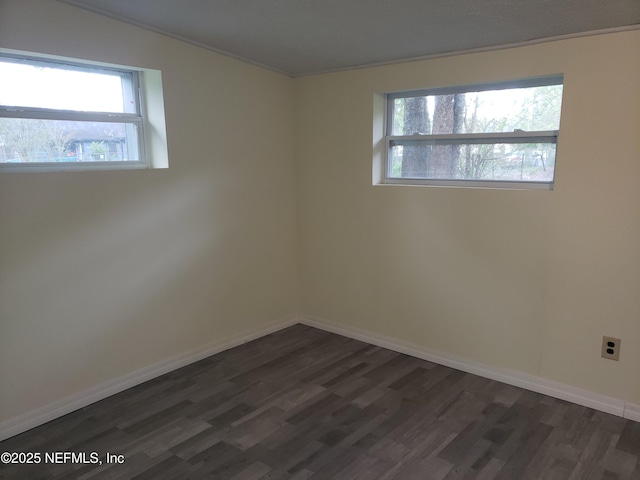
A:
[1,324,639,479]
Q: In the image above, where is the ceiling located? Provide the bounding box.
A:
[57,0,640,76]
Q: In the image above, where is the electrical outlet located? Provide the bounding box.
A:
[601,336,621,361]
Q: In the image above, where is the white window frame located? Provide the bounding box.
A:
[0,51,167,173]
[384,75,563,190]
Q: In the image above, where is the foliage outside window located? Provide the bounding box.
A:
[385,76,564,189]
[0,53,147,172]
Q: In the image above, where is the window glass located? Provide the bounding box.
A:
[385,78,563,188]
[391,84,563,136]
[0,119,139,164]
[0,54,144,170]
[390,142,556,182]
[0,60,133,113]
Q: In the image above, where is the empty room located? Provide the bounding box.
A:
[1,0,639,478]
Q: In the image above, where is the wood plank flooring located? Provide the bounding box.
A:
[1,324,638,479]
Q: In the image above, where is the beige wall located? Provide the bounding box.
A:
[0,0,297,422]
[295,31,640,405]
[1,0,639,427]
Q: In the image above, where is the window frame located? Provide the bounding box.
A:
[0,52,149,172]
[384,75,563,190]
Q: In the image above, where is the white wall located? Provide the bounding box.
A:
[0,0,297,423]
[295,31,640,405]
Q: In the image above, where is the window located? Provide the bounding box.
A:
[0,51,167,172]
[384,76,564,189]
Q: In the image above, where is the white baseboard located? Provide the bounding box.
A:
[3,315,637,442]
[624,402,640,423]
[0,316,298,442]
[299,316,639,422]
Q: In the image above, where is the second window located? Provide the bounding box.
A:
[385,76,564,189]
